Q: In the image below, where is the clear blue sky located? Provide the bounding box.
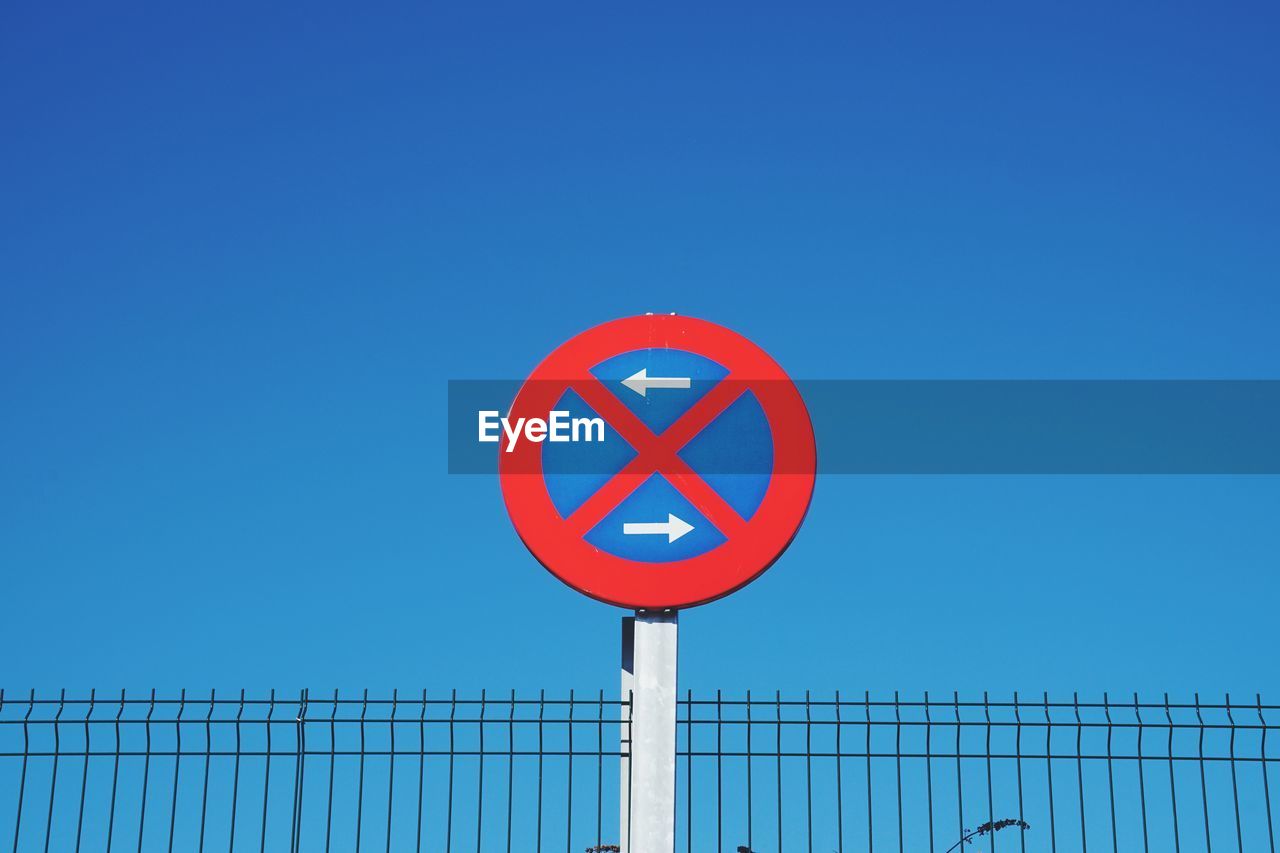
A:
[2,1,1277,698]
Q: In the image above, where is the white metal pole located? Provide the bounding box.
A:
[620,617,635,853]
[628,610,678,853]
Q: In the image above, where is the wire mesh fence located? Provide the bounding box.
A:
[1,690,1276,852]
[677,692,1278,853]
[0,689,626,853]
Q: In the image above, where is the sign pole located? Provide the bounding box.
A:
[500,315,814,848]
[627,610,678,853]
[620,617,634,853]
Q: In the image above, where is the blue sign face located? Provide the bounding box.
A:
[542,347,774,563]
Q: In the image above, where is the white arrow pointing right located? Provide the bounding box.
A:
[622,513,695,543]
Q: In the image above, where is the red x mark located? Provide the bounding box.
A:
[561,370,752,540]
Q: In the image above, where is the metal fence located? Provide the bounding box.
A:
[0,690,625,853]
[678,692,1278,853]
[1,690,1276,852]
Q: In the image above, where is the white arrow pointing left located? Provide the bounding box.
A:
[622,513,695,543]
[621,368,692,397]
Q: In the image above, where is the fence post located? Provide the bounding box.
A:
[628,611,678,853]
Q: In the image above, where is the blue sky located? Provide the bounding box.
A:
[2,0,1278,700]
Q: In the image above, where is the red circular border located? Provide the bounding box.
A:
[499,315,816,610]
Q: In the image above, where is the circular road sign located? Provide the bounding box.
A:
[499,314,815,609]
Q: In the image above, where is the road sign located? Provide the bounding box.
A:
[499,314,815,610]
